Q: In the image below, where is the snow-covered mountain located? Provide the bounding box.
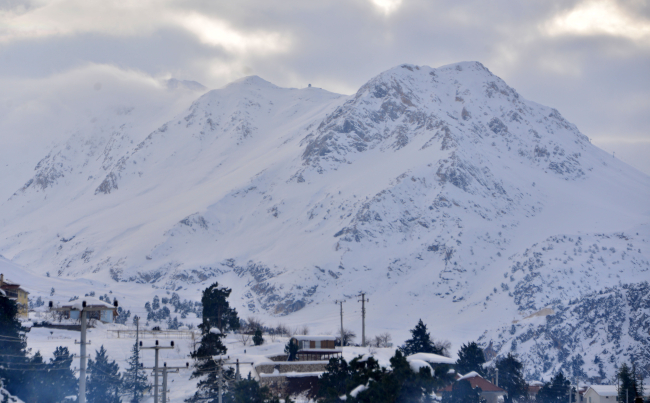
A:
[1,62,649,379]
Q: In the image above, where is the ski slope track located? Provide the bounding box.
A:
[1,62,649,380]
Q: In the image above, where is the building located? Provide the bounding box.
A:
[439,371,507,403]
[57,297,118,324]
[258,335,341,397]
[584,386,650,403]
[289,335,341,361]
[584,386,618,403]
[0,273,29,318]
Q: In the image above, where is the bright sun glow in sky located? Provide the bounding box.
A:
[545,0,650,41]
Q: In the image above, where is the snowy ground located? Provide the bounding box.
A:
[22,317,400,403]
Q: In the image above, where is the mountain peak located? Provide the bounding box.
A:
[225,75,278,90]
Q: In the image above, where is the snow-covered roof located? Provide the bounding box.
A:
[0,289,5,297]
[60,297,115,310]
[459,371,482,380]
[529,381,544,386]
[587,386,618,396]
[407,353,455,365]
[409,359,433,373]
[291,335,337,341]
[350,383,369,398]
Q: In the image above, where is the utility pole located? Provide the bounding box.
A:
[335,300,345,346]
[141,340,175,403]
[50,299,118,403]
[357,293,369,347]
[79,308,88,403]
[143,362,189,403]
[496,368,499,387]
[134,316,140,402]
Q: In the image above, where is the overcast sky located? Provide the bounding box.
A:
[1,0,649,174]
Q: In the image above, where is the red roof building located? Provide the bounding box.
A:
[439,372,507,403]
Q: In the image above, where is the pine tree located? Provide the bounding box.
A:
[618,364,636,403]
[187,283,237,403]
[0,292,28,400]
[253,329,264,346]
[46,346,78,402]
[455,342,486,377]
[200,282,240,334]
[537,371,571,403]
[284,340,298,361]
[399,319,443,356]
[122,342,148,403]
[18,352,51,403]
[495,353,528,403]
[87,346,122,403]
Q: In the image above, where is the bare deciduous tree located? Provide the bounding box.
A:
[433,338,452,357]
[275,323,290,337]
[371,332,393,348]
[245,316,264,333]
[237,332,250,346]
[337,328,356,346]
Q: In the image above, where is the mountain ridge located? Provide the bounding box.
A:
[1,61,649,379]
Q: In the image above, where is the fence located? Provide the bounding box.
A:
[106,329,198,341]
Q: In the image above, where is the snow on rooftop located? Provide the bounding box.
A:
[588,386,618,396]
[0,289,5,297]
[459,371,482,380]
[61,296,115,310]
[407,353,455,365]
[291,335,337,341]
[409,359,433,373]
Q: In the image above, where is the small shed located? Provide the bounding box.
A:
[58,297,118,324]
[289,335,341,361]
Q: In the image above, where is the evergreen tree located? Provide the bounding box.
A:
[0,292,29,400]
[227,377,284,403]
[46,346,78,402]
[635,365,645,403]
[441,379,482,403]
[284,340,298,361]
[122,342,149,403]
[318,351,436,403]
[618,364,637,403]
[495,353,528,403]
[537,371,571,403]
[87,346,122,403]
[201,282,240,334]
[253,329,264,346]
[399,319,443,356]
[187,283,237,403]
[455,342,486,377]
[17,352,51,403]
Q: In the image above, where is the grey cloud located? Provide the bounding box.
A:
[0,0,648,174]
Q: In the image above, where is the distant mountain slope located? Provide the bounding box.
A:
[1,62,649,379]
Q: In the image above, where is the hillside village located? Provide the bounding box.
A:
[1,275,648,403]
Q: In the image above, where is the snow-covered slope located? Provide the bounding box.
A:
[1,62,649,379]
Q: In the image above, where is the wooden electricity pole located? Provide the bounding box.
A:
[335,300,345,345]
[357,293,369,347]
